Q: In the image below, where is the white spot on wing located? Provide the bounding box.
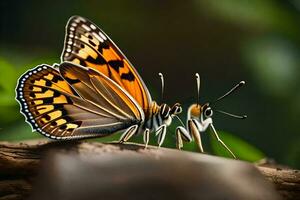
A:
[92,32,103,43]
[82,24,91,31]
[75,17,86,23]
[90,24,96,30]
[74,18,81,23]
[99,32,107,40]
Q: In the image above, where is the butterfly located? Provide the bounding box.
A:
[16,16,182,146]
[175,73,247,158]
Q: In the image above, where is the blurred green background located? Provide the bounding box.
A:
[0,0,299,167]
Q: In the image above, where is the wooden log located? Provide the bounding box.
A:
[258,166,300,200]
[0,140,298,200]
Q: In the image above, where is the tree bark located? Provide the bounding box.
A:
[0,140,299,200]
[258,166,300,200]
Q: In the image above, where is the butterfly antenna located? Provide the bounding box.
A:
[158,73,164,103]
[216,110,247,119]
[214,81,245,103]
[196,73,200,106]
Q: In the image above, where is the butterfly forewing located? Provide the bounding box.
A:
[61,16,152,111]
[59,62,144,121]
[16,63,143,139]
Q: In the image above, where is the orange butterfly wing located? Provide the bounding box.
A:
[16,63,144,139]
[61,16,152,112]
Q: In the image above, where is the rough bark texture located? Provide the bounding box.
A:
[0,140,299,200]
[258,166,300,200]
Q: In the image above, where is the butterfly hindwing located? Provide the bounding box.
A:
[16,63,143,139]
[61,16,152,111]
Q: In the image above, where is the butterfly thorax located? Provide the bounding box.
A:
[140,101,182,133]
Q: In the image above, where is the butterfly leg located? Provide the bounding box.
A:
[198,117,212,132]
[210,124,236,159]
[188,119,204,153]
[175,126,193,150]
[155,124,167,147]
[143,128,150,149]
[119,125,139,143]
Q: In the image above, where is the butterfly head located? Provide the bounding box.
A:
[188,103,213,120]
[157,103,182,129]
[160,103,182,119]
[170,103,182,115]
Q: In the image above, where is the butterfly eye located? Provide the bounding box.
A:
[160,104,171,119]
[204,107,213,117]
[176,106,182,114]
